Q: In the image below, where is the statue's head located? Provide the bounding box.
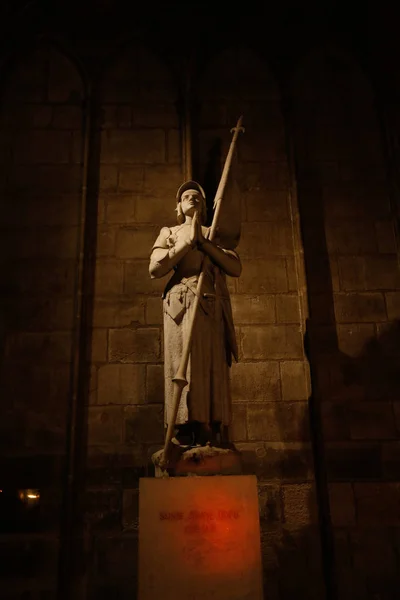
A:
[175,180,207,225]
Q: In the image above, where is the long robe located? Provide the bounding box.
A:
[149,224,239,427]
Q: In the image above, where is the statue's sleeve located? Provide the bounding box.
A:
[217,241,241,273]
[222,247,240,261]
[208,229,240,261]
[149,227,171,277]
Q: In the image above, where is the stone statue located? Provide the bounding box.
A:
[149,180,241,447]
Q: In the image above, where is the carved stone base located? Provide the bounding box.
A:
[152,443,242,478]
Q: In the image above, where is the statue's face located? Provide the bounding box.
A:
[180,189,202,218]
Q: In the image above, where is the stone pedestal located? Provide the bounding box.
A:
[138,475,263,600]
[152,443,242,478]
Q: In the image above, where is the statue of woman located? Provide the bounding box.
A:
[149,180,241,446]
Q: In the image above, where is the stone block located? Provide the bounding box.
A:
[338,256,366,291]
[84,488,122,531]
[167,129,180,163]
[234,441,312,481]
[131,102,178,127]
[142,164,182,198]
[9,297,74,331]
[145,297,163,324]
[245,189,289,221]
[325,443,382,480]
[71,129,83,163]
[348,402,397,440]
[1,364,70,413]
[242,325,303,360]
[336,323,375,357]
[90,328,108,363]
[323,184,390,219]
[99,165,118,191]
[385,292,400,320]
[282,483,318,525]
[123,488,139,530]
[230,403,247,441]
[88,406,123,445]
[247,161,290,188]
[334,292,386,323]
[238,259,288,294]
[124,404,164,444]
[96,225,116,256]
[101,104,132,129]
[109,327,160,363]
[280,361,308,401]
[124,260,167,295]
[9,165,82,193]
[89,365,97,405]
[320,401,350,441]
[146,364,164,404]
[10,259,77,296]
[0,226,79,260]
[231,294,275,324]
[115,226,157,259]
[382,442,400,480]
[238,222,294,258]
[286,256,298,291]
[95,535,138,579]
[25,104,54,128]
[97,364,146,405]
[365,255,400,290]
[326,220,377,254]
[101,129,165,164]
[0,193,80,227]
[233,442,269,479]
[136,195,176,224]
[258,483,282,524]
[305,253,338,294]
[0,536,59,580]
[328,483,356,526]
[270,443,314,481]
[394,403,400,435]
[351,528,397,579]
[95,260,124,297]
[13,131,72,164]
[93,299,145,328]
[118,166,145,192]
[52,105,82,129]
[230,361,280,402]
[247,402,310,442]
[105,194,136,223]
[354,482,400,525]
[5,331,72,363]
[375,219,397,253]
[239,124,286,163]
[276,294,300,323]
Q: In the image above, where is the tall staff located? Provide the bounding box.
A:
[162,116,245,467]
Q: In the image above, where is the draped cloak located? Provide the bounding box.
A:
[149,224,239,427]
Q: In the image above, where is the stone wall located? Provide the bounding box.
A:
[0,35,399,600]
[292,48,400,599]
[0,45,84,597]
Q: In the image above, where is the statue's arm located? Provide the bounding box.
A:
[149,227,192,279]
[199,240,242,278]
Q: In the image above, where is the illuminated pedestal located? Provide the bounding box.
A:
[138,476,263,600]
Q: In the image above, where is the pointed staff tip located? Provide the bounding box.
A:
[231,115,245,135]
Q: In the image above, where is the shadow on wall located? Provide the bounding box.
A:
[339,320,400,402]
[293,175,400,599]
[257,409,326,600]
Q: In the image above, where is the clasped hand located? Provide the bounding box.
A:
[188,212,206,249]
